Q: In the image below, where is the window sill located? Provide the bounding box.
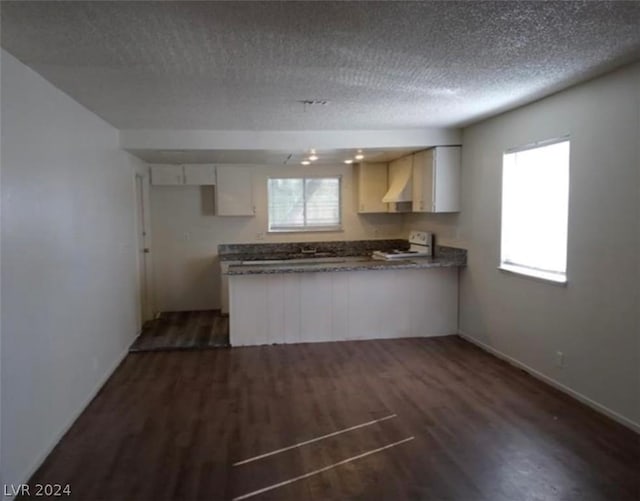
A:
[268,226,344,234]
[498,264,567,286]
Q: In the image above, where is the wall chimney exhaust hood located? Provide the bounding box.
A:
[382,156,413,203]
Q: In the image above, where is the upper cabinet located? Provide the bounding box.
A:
[150,164,216,186]
[150,164,255,217]
[412,146,461,213]
[183,164,216,185]
[150,165,185,185]
[215,165,255,216]
[353,146,461,214]
[355,162,388,213]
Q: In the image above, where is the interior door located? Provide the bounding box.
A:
[135,174,150,328]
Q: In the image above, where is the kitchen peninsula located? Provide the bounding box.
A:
[220,240,466,346]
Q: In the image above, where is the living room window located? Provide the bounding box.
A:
[500,138,570,283]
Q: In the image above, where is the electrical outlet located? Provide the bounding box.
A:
[555,351,564,368]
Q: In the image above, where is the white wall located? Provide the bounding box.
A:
[0,50,145,492]
[150,163,406,312]
[409,63,640,429]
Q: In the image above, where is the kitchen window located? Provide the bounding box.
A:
[268,176,342,232]
[500,138,570,283]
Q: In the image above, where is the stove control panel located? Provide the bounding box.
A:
[408,231,432,247]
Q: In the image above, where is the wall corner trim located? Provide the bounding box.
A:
[457,331,640,434]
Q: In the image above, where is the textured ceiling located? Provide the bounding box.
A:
[1,1,639,130]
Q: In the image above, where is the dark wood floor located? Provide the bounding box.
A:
[25,336,639,501]
[130,310,229,352]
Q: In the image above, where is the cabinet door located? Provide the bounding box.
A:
[215,165,255,216]
[412,150,435,212]
[433,147,461,212]
[150,165,184,185]
[412,147,461,213]
[355,162,388,213]
[183,164,216,185]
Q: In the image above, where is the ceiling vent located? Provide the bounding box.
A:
[298,99,329,106]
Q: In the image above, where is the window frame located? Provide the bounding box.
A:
[498,136,570,285]
[267,175,343,233]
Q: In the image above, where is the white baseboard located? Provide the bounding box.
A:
[7,345,131,500]
[458,330,640,434]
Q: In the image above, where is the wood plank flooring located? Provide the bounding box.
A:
[24,336,639,501]
[130,310,229,352]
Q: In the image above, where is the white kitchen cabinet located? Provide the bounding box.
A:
[183,164,216,185]
[219,261,239,315]
[355,162,388,213]
[151,164,216,186]
[229,267,459,346]
[150,165,184,185]
[412,146,461,213]
[215,165,255,216]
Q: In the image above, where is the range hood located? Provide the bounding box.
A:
[382,157,413,203]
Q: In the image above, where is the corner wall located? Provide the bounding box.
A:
[1,50,145,491]
[410,62,640,429]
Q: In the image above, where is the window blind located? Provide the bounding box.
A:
[268,177,341,231]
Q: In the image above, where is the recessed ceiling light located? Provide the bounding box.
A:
[355,153,364,160]
[301,160,310,165]
[344,159,353,164]
[309,154,318,161]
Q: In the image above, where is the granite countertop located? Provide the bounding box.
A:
[218,239,408,262]
[219,238,467,276]
[225,255,465,276]
[220,251,346,262]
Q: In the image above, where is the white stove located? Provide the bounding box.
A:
[372,231,433,260]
